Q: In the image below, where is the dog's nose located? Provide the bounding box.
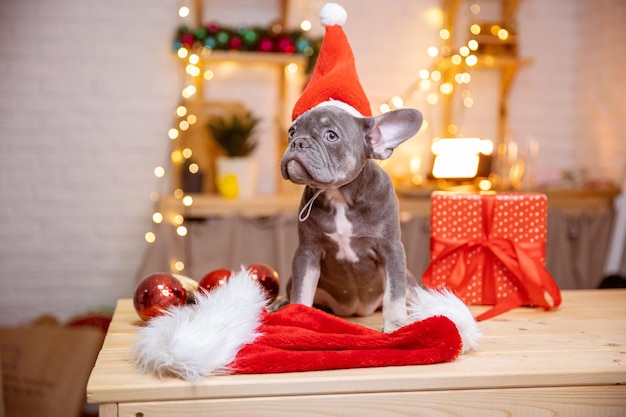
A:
[290,138,310,150]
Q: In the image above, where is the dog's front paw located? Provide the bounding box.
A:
[382,318,408,333]
[382,299,409,332]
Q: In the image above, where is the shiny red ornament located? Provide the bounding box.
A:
[228,35,243,50]
[257,37,274,52]
[180,33,196,46]
[246,263,280,303]
[133,273,187,321]
[198,268,233,294]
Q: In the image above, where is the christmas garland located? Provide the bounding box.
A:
[173,23,321,69]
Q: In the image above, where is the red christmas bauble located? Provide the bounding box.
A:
[246,263,280,303]
[198,268,233,294]
[133,273,187,321]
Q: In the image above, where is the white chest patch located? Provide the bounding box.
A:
[325,194,359,263]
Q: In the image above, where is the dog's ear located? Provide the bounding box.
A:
[362,108,423,160]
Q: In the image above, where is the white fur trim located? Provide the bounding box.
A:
[320,3,347,27]
[133,268,268,380]
[309,100,364,118]
[407,286,481,353]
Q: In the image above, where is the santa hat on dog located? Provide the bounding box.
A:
[132,3,480,380]
[292,2,372,120]
[134,269,480,380]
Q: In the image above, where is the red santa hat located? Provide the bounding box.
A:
[133,269,480,380]
[291,3,372,120]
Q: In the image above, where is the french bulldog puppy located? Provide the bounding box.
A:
[281,103,423,332]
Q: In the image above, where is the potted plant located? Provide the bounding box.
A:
[206,110,260,199]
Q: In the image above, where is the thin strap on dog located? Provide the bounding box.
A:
[299,189,324,222]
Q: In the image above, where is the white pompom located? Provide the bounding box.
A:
[320,2,347,27]
[407,286,481,354]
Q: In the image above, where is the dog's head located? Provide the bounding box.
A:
[280,104,423,188]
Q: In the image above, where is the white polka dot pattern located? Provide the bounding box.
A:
[426,192,548,306]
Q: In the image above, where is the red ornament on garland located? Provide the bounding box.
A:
[257,37,274,52]
[198,268,233,294]
[133,273,187,321]
[246,263,280,303]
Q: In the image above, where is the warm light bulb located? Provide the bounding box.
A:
[182,85,196,98]
[465,55,478,66]
[479,179,492,190]
[470,24,481,35]
[468,39,479,51]
[464,97,474,108]
[171,150,183,163]
[426,93,439,105]
[187,114,197,124]
[203,70,214,80]
[182,148,193,158]
[470,4,480,14]
[152,212,163,224]
[188,163,199,174]
[179,120,189,131]
[168,128,179,140]
[420,79,431,90]
[459,46,470,57]
[185,64,200,77]
[427,46,439,57]
[419,69,430,80]
[176,226,188,237]
[173,214,184,225]
[439,29,450,40]
[286,63,299,74]
[174,261,185,272]
[154,166,165,178]
[176,106,187,117]
[177,47,189,59]
[300,20,312,31]
[173,188,184,198]
[440,82,454,95]
[182,195,193,206]
[498,29,509,40]
[178,6,190,18]
[391,96,404,108]
[379,103,391,113]
[430,70,441,81]
[188,54,199,65]
[451,55,462,65]
[145,232,156,243]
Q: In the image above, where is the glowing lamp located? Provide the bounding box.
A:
[431,137,493,180]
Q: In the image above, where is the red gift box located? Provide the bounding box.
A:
[422,192,562,321]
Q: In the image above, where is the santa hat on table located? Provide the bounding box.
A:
[134,268,480,380]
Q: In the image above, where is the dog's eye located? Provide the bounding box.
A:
[324,130,339,142]
[288,127,295,141]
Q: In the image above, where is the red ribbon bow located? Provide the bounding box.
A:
[423,194,562,321]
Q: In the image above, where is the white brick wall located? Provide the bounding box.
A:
[0,0,623,325]
[0,0,179,325]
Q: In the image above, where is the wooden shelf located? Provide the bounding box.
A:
[200,50,308,66]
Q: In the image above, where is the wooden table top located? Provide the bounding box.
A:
[87,289,626,405]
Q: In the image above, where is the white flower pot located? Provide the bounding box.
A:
[215,156,259,200]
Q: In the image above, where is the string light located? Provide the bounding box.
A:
[178,7,190,18]
[145,232,156,243]
[300,20,312,31]
[182,195,193,206]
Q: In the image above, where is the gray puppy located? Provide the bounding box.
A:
[281,103,423,332]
